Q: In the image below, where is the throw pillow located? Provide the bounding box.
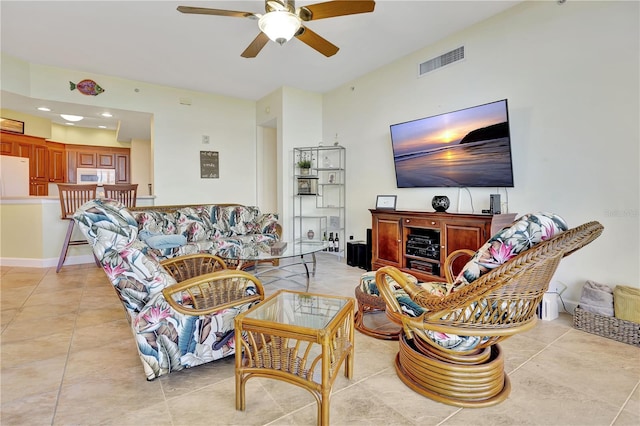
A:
[448,212,568,294]
[139,230,187,249]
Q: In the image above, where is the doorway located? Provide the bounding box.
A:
[256,124,277,214]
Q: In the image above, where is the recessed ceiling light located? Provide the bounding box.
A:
[60,114,83,122]
[65,122,75,126]
[98,125,107,129]
[37,107,51,112]
[101,112,113,118]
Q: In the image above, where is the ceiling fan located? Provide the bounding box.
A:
[177,1,375,58]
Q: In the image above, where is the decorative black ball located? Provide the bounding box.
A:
[431,195,450,212]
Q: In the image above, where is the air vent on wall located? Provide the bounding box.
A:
[419,46,465,76]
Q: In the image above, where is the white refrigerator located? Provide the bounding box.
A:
[0,156,30,197]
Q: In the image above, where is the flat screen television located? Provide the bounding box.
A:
[389,99,514,188]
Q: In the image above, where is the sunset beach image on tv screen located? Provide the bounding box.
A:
[390,99,514,188]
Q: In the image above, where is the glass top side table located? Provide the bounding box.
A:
[234,289,355,426]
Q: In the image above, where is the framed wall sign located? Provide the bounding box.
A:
[200,151,219,178]
[376,195,397,210]
[0,118,24,134]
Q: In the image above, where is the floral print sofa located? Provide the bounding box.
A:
[73,199,274,379]
[128,203,281,262]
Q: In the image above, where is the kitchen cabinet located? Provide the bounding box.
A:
[0,132,132,192]
[31,181,48,196]
[0,132,49,195]
[66,145,131,183]
[24,143,48,195]
[115,153,130,183]
[0,139,13,155]
[15,141,32,158]
[47,142,66,183]
[77,151,96,167]
[66,151,77,183]
[370,209,517,282]
[98,153,115,168]
[31,144,48,185]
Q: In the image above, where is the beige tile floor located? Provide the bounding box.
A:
[1,255,639,426]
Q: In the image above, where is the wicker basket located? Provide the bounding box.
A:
[573,306,640,347]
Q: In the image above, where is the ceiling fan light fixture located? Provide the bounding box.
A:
[258,11,301,45]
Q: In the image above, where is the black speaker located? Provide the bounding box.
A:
[490,194,501,214]
[365,228,373,271]
[347,241,364,267]
[355,243,366,269]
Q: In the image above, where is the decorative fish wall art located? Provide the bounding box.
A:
[69,79,105,96]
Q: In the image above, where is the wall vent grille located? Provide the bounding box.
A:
[419,46,465,76]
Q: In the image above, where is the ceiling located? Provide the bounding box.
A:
[0,1,522,140]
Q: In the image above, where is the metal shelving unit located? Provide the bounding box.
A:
[293,145,346,257]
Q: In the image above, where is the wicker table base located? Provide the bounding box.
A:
[354,285,401,340]
[395,334,511,408]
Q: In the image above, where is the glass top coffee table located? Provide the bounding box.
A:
[217,241,328,291]
[234,289,355,426]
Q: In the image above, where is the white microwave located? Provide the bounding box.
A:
[77,168,116,185]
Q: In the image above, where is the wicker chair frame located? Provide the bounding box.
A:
[162,269,265,316]
[375,220,603,407]
[161,253,228,282]
[160,253,264,316]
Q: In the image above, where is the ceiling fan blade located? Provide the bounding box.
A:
[241,32,270,58]
[299,1,375,21]
[177,6,257,19]
[295,27,339,57]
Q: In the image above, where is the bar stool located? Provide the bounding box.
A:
[103,183,138,208]
[56,184,99,273]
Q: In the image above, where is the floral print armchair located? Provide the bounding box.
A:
[74,199,265,380]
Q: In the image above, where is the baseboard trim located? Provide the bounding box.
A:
[0,255,95,268]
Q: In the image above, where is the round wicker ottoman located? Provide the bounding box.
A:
[354,271,417,340]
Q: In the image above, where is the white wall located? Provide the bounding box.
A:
[256,126,277,214]
[50,123,130,148]
[151,92,256,205]
[131,139,151,196]
[256,87,323,241]
[322,0,639,305]
[2,57,257,206]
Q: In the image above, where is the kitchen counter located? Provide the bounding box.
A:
[0,194,156,205]
[0,195,156,267]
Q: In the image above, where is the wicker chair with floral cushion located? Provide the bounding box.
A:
[375,213,603,407]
